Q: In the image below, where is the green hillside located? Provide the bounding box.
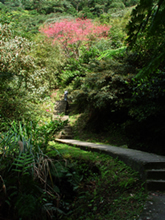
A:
[0,0,165,218]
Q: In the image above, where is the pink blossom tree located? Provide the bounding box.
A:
[40,18,111,57]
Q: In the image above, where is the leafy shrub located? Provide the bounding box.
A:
[69,51,165,154]
[31,34,66,88]
[96,8,132,49]
[60,57,89,86]
[0,8,46,39]
[98,46,126,60]
[0,24,61,120]
[121,70,165,154]
[0,25,38,120]
[70,56,134,111]
[124,0,140,7]
[110,0,125,11]
[126,70,165,121]
[80,45,100,63]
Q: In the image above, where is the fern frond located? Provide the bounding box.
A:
[97,46,126,60]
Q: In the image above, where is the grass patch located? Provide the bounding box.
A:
[48,141,147,220]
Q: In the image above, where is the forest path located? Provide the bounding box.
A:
[54,100,165,219]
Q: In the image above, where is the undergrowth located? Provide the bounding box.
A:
[48,142,147,220]
[0,119,147,220]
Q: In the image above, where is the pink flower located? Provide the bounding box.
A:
[46,109,49,112]
[40,18,111,51]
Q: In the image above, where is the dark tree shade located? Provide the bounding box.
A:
[126,0,165,78]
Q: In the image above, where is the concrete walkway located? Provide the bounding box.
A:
[55,138,165,181]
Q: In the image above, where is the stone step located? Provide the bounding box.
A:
[54,108,65,111]
[146,180,165,191]
[59,125,73,139]
[62,130,72,135]
[53,99,73,139]
[54,109,66,113]
[53,115,69,122]
[61,116,69,121]
[146,169,165,180]
[54,101,67,114]
[56,129,73,139]
[60,130,72,135]
[60,135,73,139]
[54,105,66,108]
[63,126,72,132]
[54,107,66,111]
[54,111,65,115]
[143,162,165,170]
[64,131,72,135]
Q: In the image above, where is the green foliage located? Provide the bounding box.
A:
[0,2,150,218]
[96,8,132,49]
[0,25,48,120]
[98,46,126,60]
[31,34,66,88]
[91,39,112,53]
[1,0,139,22]
[0,24,64,121]
[0,150,62,219]
[126,70,165,121]
[80,45,100,63]
[69,48,165,154]
[60,57,89,86]
[0,120,81,219]
[0,7,45,39]
[119,69,165,153]
[0,119,67,155]
[77,6,95,19]
[52,143,147,220]
[109,0,126,11]
[70,57,134,111]
[126,0,165,78]
[118,0,165,153]
[123,0,140,7]
[108,11,130,48]
[0,25,35,83]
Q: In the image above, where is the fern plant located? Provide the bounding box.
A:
[0,119,67,156]
[0,119,81,219]
[12,152,34,175]
[97,46,126,60]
